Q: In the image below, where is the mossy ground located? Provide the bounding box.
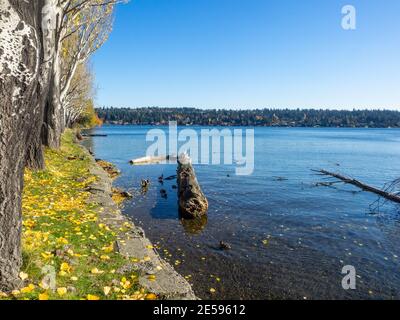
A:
[0,130,156,300]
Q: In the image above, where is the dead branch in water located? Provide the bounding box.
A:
[313,169,400,204]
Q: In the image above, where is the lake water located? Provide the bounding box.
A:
[83,126,400,300]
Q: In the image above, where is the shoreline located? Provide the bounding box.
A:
[81,143,196,300]
[88,123,400,129]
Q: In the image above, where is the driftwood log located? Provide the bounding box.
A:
[177,154,208,219]
[315,169,400,204]
[130,155,177,165]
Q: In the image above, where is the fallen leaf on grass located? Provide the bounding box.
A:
[103,286,111,296]
[19,272,29,280]
[38,293,49,300]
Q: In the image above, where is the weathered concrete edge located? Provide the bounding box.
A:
[79,145,197,300]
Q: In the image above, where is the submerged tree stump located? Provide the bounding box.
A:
[177,154,208,219]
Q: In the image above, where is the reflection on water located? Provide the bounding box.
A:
[180,215,208,235]
[83,126,400,300]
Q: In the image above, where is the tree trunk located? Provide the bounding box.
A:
[26,133,45,170]
[42,3,65,150]
[42,60,63,149]
[42,0,65,149]
[25,100,46,170]
[0,0,51,291]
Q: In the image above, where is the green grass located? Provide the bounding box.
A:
[1,130,153,300]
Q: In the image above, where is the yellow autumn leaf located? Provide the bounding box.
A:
[19,272,28,280]
[11,290,20,296]
[87,294,100,300]
[21,284,35,293]
[121,280,131,289]
[38,293,49,300]
[60,262,72,273]
[41,251,53,259]
[102,243,114,253]
[145,293,157,300]
[103,286,111,296]
[57,237,68,245]
[91,267,104,274]
[57,287,67,296]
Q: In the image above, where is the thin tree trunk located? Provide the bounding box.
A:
[0,0,51,291]
[42,63,63,149]
[26,0,59,169]
[42,8,66,150]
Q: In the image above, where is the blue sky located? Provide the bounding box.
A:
[92,0,400,110]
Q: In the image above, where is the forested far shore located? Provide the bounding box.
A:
[96,107,400,128]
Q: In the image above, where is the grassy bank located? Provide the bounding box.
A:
[1,131,155,300]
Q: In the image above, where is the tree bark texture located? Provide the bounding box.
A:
[0,0,50,291]
[42,58,63,149]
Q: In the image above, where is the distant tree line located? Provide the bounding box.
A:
[96,107,400,128]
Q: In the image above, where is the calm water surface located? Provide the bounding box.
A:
[83,126,400,299]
